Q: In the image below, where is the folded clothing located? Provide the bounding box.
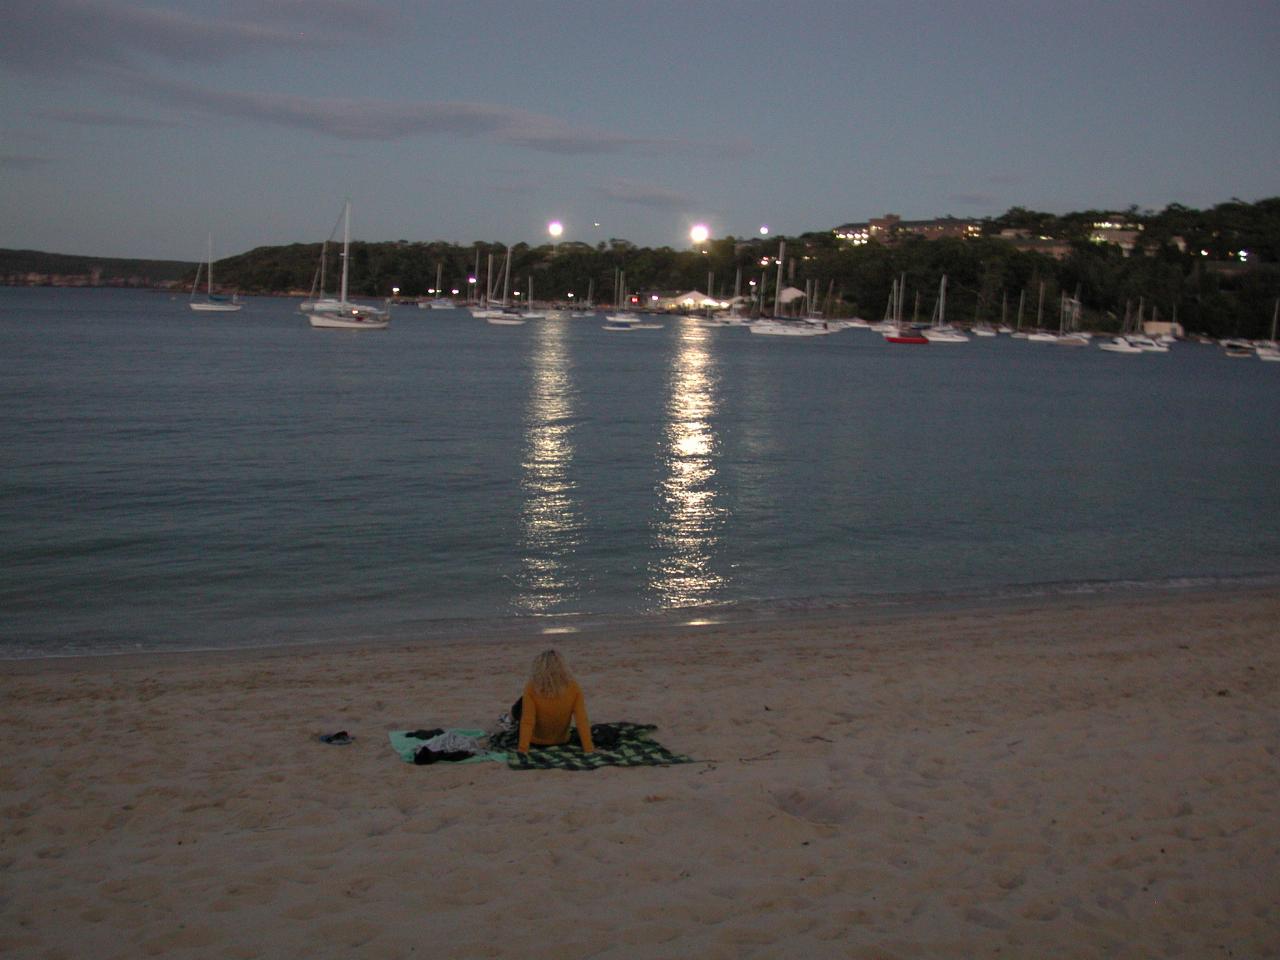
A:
[387,728,507,765]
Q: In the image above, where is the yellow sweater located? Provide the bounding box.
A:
[517,680,594,753]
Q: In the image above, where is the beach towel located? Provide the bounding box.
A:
[487,722,696,771]
[387,729,507,765]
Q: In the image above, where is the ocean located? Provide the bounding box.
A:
[3,287,1278,658]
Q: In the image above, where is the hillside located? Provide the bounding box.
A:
[0,249,195,287]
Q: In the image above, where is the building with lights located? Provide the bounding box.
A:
[1088,219,1143,256]
[834,214,982,246]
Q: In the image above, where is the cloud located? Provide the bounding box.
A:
[44,108,180,129]
[600,179,692,210]
[0,0,393,75]
[132,76,736,158]
[2,2,749,160]
[0,154,53,170]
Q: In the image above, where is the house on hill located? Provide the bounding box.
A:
[834,214,982,246]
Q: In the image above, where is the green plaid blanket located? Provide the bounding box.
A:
[488,722,695,771]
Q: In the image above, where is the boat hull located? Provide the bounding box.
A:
[307,313,389,330]
[749,321,829,336]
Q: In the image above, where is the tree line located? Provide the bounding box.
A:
[5,198,1278,337]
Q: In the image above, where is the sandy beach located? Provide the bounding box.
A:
[2,587,1277,959]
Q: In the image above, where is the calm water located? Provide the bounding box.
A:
[3,287,1278,658]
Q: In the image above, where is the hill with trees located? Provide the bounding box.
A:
[4,198,1277,338]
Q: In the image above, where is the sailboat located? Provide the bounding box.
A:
[1054,290,1090,347]
[567,278,596,318]
[419,263,454,309]
[477,248,526,324]
[971,292,997,337]
[882,273,927,344]
[189,235,242,312]
[304,201,390,329]
[922,275,969,342]
[1124,299,1167,352]
[1026,282,1059,341]
[603,270,646,329]
[518,275,548,320]
[750,241,830,336]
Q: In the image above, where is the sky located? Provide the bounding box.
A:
[2,0,1278,260]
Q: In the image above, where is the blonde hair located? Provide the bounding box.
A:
[529,649,574,697]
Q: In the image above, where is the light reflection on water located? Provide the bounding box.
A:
[514,319,581,613]
[649,322,726,608]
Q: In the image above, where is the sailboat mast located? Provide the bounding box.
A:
[501,247,511,306]
[339,201,350,305]
[772,241,786,317]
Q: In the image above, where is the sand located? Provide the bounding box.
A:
[2,587,1278,959]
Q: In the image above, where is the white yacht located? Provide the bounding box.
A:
[303,202,390,329]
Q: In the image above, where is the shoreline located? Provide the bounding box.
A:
[3,586,1277,957]
[6,570,1279,665]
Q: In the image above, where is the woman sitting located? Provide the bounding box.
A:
[512,650,594,754]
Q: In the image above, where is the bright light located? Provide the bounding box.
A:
[567,292,575,299]
[759,225,769,235]
[468,276,477,284]
[451,288,459,295]
[548,220,564,238]
[690,223,710,244]
[650,294,659,301]
[392,286,400,295]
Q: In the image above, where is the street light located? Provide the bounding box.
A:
[690,223,710,245]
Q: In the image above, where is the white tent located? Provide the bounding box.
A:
[660,290,724,310]
[777,286,807,305]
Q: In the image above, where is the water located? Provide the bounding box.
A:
[3,287,1278,658]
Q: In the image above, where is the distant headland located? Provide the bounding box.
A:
[3,198,1277,338]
